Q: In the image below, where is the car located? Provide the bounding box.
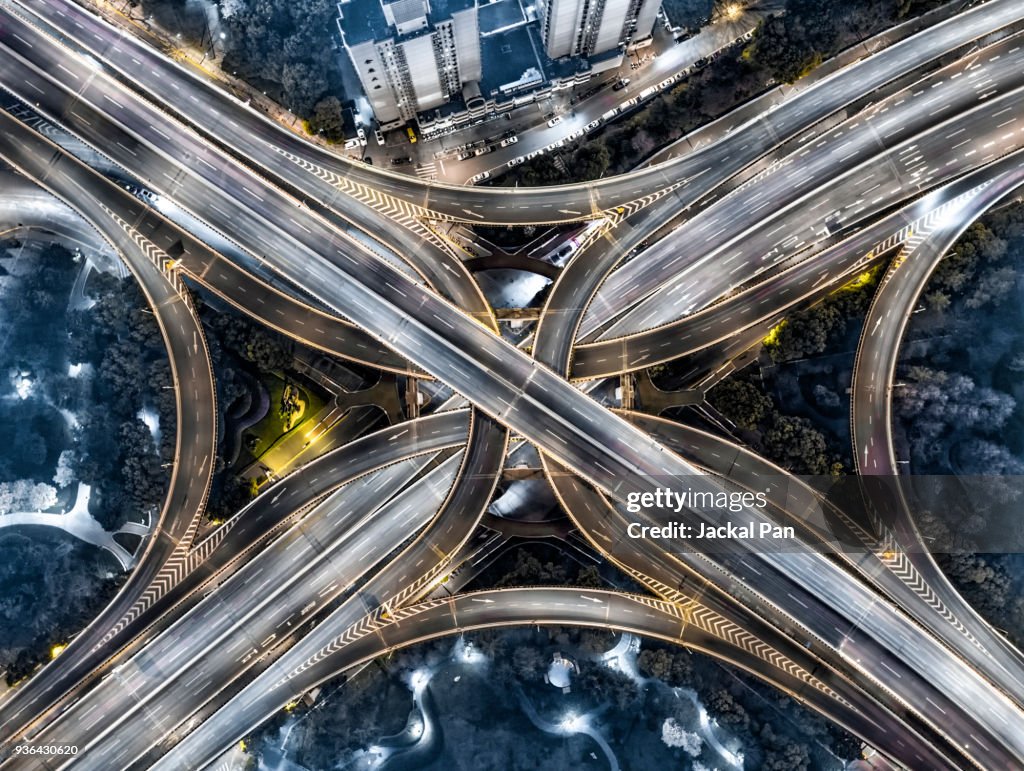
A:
[391,156,412,165]
[585,119,601,132]
[659,77,675,89]
[474,146,491,156]
[508,156,525,167]
[547,139,564,151]
[502,129,517,138]
[568,129,585,140]
[500,136,518,147]
[613,78,630,91]
[601,108,619,121]
[470,171,491,183]
[375,129,385,145]
[619,97,638,110]
[406,127,417,144]
[526,150,544,160]
[547,116,563,127]
[357,127,367,146]
[344,138,361,150]
[458,151,474,161]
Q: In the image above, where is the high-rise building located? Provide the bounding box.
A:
[338,0,482,127]
[537,0,660,60]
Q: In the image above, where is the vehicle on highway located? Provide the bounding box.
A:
[470,171,491,183]
[613,78,630,91]
[547,115,563,127]
[500,135,518,147]
[474,146,491,156]
[390,156,412,165]
[458,151,474,161]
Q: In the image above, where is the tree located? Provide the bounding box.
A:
[705,687,749,731]
[511,646,545,681]
[661,717,703,754]
[637,647,692,687]
[309,96,345,142]
[53,451,76,488]
[762,415,830,474]
[708,378,773,430]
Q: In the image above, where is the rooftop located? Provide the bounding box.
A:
[338,0,389,46]
[479,25,543,96]
[339,0,476,46]
[479,0,526,35]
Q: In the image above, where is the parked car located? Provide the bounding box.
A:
[500,136,519,147]
[508,156,526,167]
[474,146,492,156]
[458,151,474,161]
[470,171,491,183]
[391,156,412,165]
[344,138,361,150]
[585,119,601,132]
[357,127,367,146]
[613,78,630,91]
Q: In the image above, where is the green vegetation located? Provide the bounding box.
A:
[501,0,944,186]
[219,0,344,117]
[707,375,841,475]
[763,265,883,363]
[924,215,1021,313]
[0,242,167,681]
[1,531,126,686]
[68,269,172,530]
[243,373,323,463]
[753,0,945,85]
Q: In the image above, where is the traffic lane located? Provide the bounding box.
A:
[0,33,694,500]
[0,405,468,751]
[590,33,1024,339]
[9,6,1024,759]
[118,422,509,768]
[0,116,216,744]
[542,466,964,769]
[20,453,463,770]
[20,0,492,319]
[0,45,415,374]
[54,72,1024,764]
[622,409,1024,708]
[22,0,1024,222]
[148,586,951,771]
[571,142,1024,380]
[850,166,1024,689]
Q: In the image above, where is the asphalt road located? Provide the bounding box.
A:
[16,0,1024,223]
[0,111,218,749]
[584,31,1024,341]
[3,1,1024,767]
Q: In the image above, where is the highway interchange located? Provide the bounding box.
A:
[1,0,1024,767]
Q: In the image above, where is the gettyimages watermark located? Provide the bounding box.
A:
[604,474,1024,556]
